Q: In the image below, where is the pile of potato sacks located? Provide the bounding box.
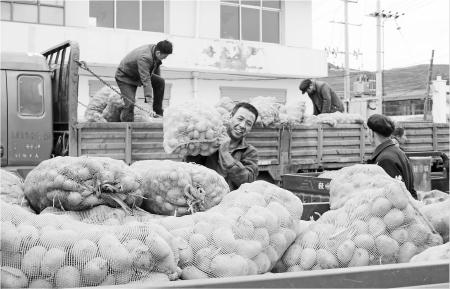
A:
[163,101,228,156]
[275,165,442,272]
[1,201,181,288]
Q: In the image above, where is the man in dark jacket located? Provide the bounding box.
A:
[367,114,417,199]
[115,40,173,121]
[299,79,345,115]
[185,102,259,190]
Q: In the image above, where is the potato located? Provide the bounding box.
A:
[212,227,236,254]
[233,219,255,239]
[189,233,209,252]
[194,248,214,273]
[253,228,270,248]
[209,254,249,277]
[82,257,108,285]
[300,230,319,249]
[385,184,408,209]
[368,217,386,237]
[391,228,409,244]
[270,232,288,255]
[428,233,443,247]
[287,265,303,272]
[383,208,405,230]
[145,233,173,261]
[407,223,430,246]
[264,246,279,266]
[352,220,369,234]
[300,248,317,270]
[236,240,262,259]
[55,266,81,288]
[267,201,293,227]
[99,275,116,286]
[282,244,302,267]
[41,248,66,276]
[335,211,350,227]
[370,197,392,217]
[2,251,22,269]
[181,266,209,280]
[398,242,418,263]
[176,238,194,267]
[348,248,370,267]
[316,249,339,269]
[375,235,399,256]
[1,267,28,288]
[40,229,77,249]
[21,245,47,276]
[1,221,21,251]
[351,203,371,221]
[29,279,53,288]
[354,234,375,250]
[16,224,39,248]
[98,234,132,272]
[71,239,98,264]
[115,268,133,285]
[253,253,271,273]
[337,240,356,264]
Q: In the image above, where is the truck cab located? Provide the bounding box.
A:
[1,41,79,176]
[1,52,53,167]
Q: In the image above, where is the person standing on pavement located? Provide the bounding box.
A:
[115,40,173,121]
[366,114,417,199]
[185,102,259,190]
[299,79,345,115]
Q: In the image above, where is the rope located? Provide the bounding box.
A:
[75,60,155,115]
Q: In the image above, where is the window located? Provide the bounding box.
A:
[0,0,64,25]
[18,75,44,116]
[220,0,281,43]
[89,0,165,32]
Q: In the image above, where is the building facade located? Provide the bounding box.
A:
[1,0,327,119]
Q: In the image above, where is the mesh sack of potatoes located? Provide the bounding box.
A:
[279,100,306,126]
[274,174,442,273]
[419,199,449,243]
[40,205,164,226]
[0,201,181,288]
[249,96,280,127]
[84,86,124,123]
[410,242,450,263]
[23,156,143,213]
[154,180,303,280]
[215,97,235,124]
[131,160,229,216]
[0,169,34,213]
[163,101,228,157]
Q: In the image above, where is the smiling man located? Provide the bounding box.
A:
[185,102,259,190]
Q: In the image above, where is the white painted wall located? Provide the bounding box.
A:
[284,0,312,48]
[168,0,196,37]
[431,76,449,123]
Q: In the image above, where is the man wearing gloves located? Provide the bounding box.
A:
[185,102,259,190]
[299,79,344,115]
[367,114,417,199]
[115,40,173,121]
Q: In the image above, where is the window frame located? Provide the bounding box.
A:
[220,0,281,43]
[17,74,45,117]
[0,0,65,26]
[89,0,166,33]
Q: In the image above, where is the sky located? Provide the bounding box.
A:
[312,0,449,71]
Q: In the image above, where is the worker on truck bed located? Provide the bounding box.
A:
[299,79,344,115]
[115,40,173,121]
[367,114,417,199]
[185,102,259,190]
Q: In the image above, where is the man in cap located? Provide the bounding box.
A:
[116,40,173,121]
[299,79,344,115]
[185,102,259,190]
[367,114,417,199]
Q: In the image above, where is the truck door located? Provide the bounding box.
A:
[1,71,7,166]
[6,71,53,166]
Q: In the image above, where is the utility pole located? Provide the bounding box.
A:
[368,2,405,108]
[424,50,434,121]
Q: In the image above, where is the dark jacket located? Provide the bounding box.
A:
[115,44,161,96]
[185,139,259,191]
[368,139,417,199]
[309,81,344,115]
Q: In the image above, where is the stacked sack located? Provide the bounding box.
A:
[163,101,228,156]
[1,201,181,288]
[24,156,143,213]
[249,96,281,127]
[215,97,235,123]
[0,169,33,212]
[131,160,230,216]
[303,112,365,127]
[156,181,304,279]
[279,100,306,126]
[84,86,124,123]
[275,164,441,272]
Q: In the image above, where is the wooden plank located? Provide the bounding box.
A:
[360,126,365,163]
[291,150,320,157]
[322,140,360,146]
[131,132,164,138]
[80,132,126,139]
[247,131,280,138]
[80,143,125,150]
[125,124,132,165]
[257,151,279,157]
[76,122,128,129]
[318,131,361,137]
[80,153,125,160]
[290,131,319,138]
[432,125,438,151]
[322,148,362,154]
[77,128,82,156]
[290,140,319,147]
[406,128,433,135]
[80,138,126,144]
[131,143,165,149]
[132,153,181,160]
[317,127,323,163]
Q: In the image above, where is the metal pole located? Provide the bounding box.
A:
[424,50,434,121]
[344,0,350,106]
[376,0,383,101]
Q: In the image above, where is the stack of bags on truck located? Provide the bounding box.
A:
[84,86,124,123]
[302,111,365,127]
[274,164,449,273]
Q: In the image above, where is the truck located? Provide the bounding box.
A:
[2,41,449,186]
